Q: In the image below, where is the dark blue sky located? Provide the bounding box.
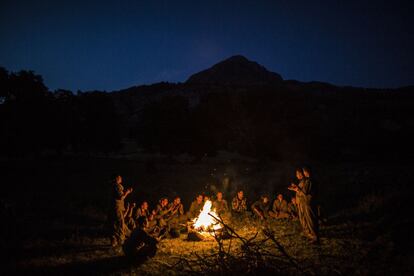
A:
[1,1,413,91]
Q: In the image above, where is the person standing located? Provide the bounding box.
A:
[110,174,133,248]
[288,168,319,242]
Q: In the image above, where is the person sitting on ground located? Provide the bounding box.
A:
[124,202,137,230]
[269,194,289,219]
[288,197,299,220]
[155,198,172,225]
[135,201,155,230]
[122,216,158,262]
[149,197,172,238]
[167,196,184,221]
[231,190,247,217]
[188,194,204,220]
[251,195,271,220]
[213,191,229,218]
[110,174,133,248]
[203,195,211,202]
[135,201,151,220]
[166,196,185,237]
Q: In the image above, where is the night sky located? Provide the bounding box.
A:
[1,1,413,91]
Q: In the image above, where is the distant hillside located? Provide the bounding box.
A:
[186,55,283,85]
[1,57,413,161]
[106,55,414,161]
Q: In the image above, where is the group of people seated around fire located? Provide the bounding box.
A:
[110,166,319,257]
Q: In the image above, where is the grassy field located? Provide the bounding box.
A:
[12,218,398,275]
[1,156,413,275]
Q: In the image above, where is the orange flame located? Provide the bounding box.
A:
[193,200,222,234]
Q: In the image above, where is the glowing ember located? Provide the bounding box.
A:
[192,200,222,234]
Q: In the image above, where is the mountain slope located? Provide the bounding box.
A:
[186,55,283,85]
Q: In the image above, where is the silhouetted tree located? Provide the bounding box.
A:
[136,95,191,155]
[0,68,122,157]
[72,92,122,153]
[0,70,51,156]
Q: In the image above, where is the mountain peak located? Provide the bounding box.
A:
[186,55,283,85]
[225,55,250,62]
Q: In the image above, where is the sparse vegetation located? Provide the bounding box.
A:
[2,157,412,275]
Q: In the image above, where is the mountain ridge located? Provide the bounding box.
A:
[113,55,413,94]
[185,55,283,86]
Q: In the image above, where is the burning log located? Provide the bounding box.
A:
[187,200,224,241]
[187,231,206,241]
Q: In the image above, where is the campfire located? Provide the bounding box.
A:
[190,200,222,238]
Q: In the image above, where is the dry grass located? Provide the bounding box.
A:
[2,158,413,275]
[11,215,397,275]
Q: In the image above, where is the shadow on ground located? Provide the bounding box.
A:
[11,254,146,275]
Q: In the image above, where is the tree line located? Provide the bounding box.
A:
[132,84,414,162]
[0,67,121,157]
[1,66,413,162]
